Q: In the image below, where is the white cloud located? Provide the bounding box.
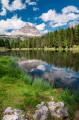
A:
[0,7,6,16]
[50,22,67,28]
[0,15,44,35]
[62,5,79,14]
[40,6,79,28]
[33,7,39,11]
[43,29,48,34]
[36,23,45,31]
[0,15,26,34]
[0,0,38,16]
[36,23,49,34]
[68,20,79,25]
[0,0,26,16]
[25,0,36,5]
[1,0,26,11]
[34,17,38,20]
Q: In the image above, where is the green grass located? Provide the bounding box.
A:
[0,56,52,119]
[0,56,79,120]
[60,90,79,116]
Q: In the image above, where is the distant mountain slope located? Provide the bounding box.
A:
[69,23,79,28]
[11,23,41,37]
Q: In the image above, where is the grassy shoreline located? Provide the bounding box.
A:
[0,45,79,53]
[0,56,79,119]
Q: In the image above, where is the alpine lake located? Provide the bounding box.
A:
[0,50,79,91]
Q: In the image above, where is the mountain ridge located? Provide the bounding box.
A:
[69,23,79,28]
[11,23,42,38]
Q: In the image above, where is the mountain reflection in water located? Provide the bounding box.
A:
[0,50,79,90]
[28,61,79,90]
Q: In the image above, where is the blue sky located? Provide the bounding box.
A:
[0,0,79,34]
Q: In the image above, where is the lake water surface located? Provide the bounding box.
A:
[0,50,79,91]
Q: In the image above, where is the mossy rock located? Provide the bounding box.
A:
[53,88,63,94]
[54,106,59,112]
[47,115,63,120]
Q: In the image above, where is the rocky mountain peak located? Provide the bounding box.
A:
[11,23,41,37]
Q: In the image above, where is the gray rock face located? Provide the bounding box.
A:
[69,23,78,28]
[33,102,49,120]
[11,23,41,37]
[4,107,14,115]
[2,107,25,120]
[2,101,69,120]
[48,102,68,118]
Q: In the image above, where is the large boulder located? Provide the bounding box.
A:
[48,102,68,118]
[2,107,26,120]
[33,102,49,120]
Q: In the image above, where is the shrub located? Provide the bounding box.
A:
[23,74,32,85]
[32,78,51,91]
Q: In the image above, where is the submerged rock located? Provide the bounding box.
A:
[33,102,49,120]
[2,107,26,120]
[48,102,68,118]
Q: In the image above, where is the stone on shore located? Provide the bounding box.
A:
[48,102,68,118]
[2,107,26,120]
[33,102,49,120]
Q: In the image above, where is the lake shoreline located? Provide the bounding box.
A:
[0,45,79,53]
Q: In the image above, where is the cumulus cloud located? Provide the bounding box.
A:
[40,6,79,28]
[0,0,38,16]
[62,5,79,14]
[0,15,45,35]
[36,23,48,34]
[50,22,67,28]
[68,20,79,26]
[25,0,36,5]
[36,23,45,31]
[0,0,26,16]
[0,7,6,16]
[33,7,39,11]
[43,29,48,34]
[0,15,26,34]
[34,17,38,20]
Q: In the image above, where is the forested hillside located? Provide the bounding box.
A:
[0,25,79,49]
